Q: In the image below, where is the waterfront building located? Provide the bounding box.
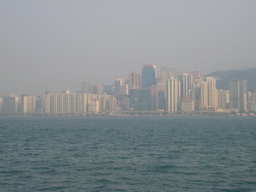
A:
[2,96,19,114]
[230,79,248,113]
[253,93,256,103]
[21,95,36,113]
[0,98,3,114]
[158,91,165,110]
[166,78,181,112]
[200,77,218,111]
[76,93,87,113]
[121,97,130,111]
[130,89,150,111]
[88,99,99,113]
[181,97,194,112]
[109,96,117,112]
[218,89,228,109]
[57,94,64,113]
[206,77,218,109]
[70,93,76,113]
[44,93,51,113]
[63,93,70,113]
[50,94,58,113]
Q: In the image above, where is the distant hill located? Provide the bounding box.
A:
[205,68,256,92]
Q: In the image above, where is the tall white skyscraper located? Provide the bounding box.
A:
[166,78,181,112]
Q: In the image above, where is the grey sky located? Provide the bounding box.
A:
[1,0,256,95]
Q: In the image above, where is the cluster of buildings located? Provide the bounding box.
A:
[1,65,256,116]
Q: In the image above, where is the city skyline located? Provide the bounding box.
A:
[1,64,256,116]
[1,65,255,97]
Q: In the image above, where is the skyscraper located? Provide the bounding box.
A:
[178,73,192,98]
[200,77,218,111]
[166,78,181,112]
[114,78,124,94]
[142,65,156,89]
[2,96,19,114]
[128,72,142,89]
[230,79,247,113]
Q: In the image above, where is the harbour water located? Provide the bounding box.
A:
[0,116,256,191]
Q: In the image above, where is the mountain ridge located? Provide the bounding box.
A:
[205,68,256,92]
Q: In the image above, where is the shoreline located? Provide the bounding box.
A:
[0,112,255,118]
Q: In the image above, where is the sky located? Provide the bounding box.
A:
[1,0,256,95]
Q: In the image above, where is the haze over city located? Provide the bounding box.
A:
[1,2,256,191]
[1,0,256,95]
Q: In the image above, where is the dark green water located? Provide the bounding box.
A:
[0,116,256,191]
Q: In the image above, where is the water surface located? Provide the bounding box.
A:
[0,116,256,191]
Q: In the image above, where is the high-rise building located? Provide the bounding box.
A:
[218,89,227,109]
[43,93,51,113]
[76,93,87,113]
[109,96,117,112]
[178,73,192,98]
[62,91,70,113]
[130,89,150,111]
[2,96,19,114]
[200,77,218,111]
[142,65,156,89]
[114,79,124,94]
[57,94,64,113]
[206,77,218,109]
[70,93,76,113]
[121,97,130,111]
[88,99,99,113]
[158,91,165,110]
[128,72,142,89]
[0,98,3,114]
[50,94,58,113]
[181,97,194,112]
[166,78,181,112]
[230,79,247,113]
[21,95,36,113]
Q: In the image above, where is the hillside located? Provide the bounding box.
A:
[205,68,256,92]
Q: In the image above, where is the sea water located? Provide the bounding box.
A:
[0,116,256,191]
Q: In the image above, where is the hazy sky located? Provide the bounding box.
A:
[1,0,256,95]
